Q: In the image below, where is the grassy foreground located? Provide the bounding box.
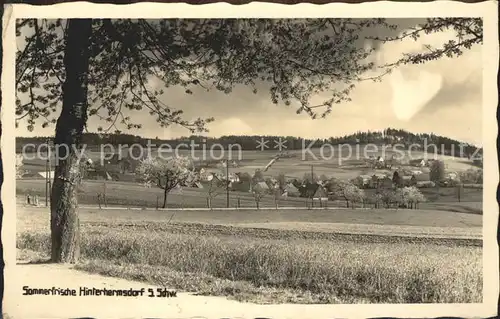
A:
[17,222,482,304]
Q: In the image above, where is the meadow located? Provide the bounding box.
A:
[17,205,482,304]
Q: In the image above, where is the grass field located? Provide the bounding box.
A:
[17,205,482,304]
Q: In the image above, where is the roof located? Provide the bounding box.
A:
[254,181,269,189]
[284,183,299,192]
[192,182,204,188]
[358,174,371,179]
[410,158,425,164]
[412,173,430,182]
[313,185,328,199]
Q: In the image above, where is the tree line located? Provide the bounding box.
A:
[17,128,480,157]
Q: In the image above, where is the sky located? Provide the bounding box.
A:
[16,19,483,145]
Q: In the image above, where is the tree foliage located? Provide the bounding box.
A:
[15,17,482,263]
[429,160,446,183]
[459,168,483,184]
[369,18,482,67]
[16,18,389,134]
[136,155,195,208]
[329,179,365,207]
[397,186,426,208]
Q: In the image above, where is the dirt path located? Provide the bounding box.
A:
[5,262,266,318]
[7,261,363,319]
[5,260,487,319]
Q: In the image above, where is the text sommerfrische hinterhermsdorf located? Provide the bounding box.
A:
[22,286,177,297]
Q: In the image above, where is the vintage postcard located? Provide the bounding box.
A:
[2,1,499,318]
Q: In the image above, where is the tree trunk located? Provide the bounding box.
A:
[50,19,93,263]
[162,187,168,208]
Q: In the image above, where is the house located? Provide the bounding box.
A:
[104,154,136,174]
[253,181,270,194]
[232,180,251,192]
[282,183,300,197]
[200,175,225,190]
[374,156,385,168]
[299,182,321,198]
[410,158,427,167]
[412,172,431,182]
[416,181,436,188]
[373,173,387,179]
[185,181,204,189]
[355,174,373,189]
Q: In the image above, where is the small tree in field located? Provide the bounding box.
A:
[331,180,364,208]
[371,192,383,209]
[408,186,426,209]
[252,182,268,209]
[136,156,195,208]
[455,182,463,203]
[380,189,397,208]
[201,173,225,209]
[392,171,402,188]
[397,186,426,209]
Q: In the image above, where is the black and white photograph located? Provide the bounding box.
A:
[3,2,499,318]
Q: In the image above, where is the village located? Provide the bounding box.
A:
[17,145,483,210]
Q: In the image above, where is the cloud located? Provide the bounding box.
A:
[390,69,443,121]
